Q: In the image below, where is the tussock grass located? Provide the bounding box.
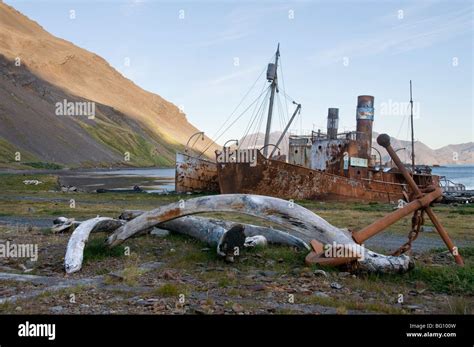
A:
[303,294,405,314]
[83,237,125,263]
[446,296,473,314]
[364,247,474,295]
[154,283,188,297]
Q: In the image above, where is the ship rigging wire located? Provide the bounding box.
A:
[196,50,299,158]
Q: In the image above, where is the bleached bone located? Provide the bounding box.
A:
[107,194,413,273]
[23,180,42,185]
[118,210,145,221]
[62,214,308,273]
[51,217,81,233]
[244,235,268,248]
[164,216,308,250]
[57,212,307,249]
[64,217,124,274]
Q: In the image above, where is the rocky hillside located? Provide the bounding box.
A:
[0,2,216,168]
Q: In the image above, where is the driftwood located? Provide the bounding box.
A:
[107,194,413,273]
[64,217,124,274]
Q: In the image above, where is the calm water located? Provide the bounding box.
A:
[78,166,474,192]
[59,168,175,193]
[87,168,175,177]
[432,165,474,190]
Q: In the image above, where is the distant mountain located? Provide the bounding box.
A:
[0,3,216,168]
[372,133,473,166]
[240,131,473,165]
[239,131,289,156]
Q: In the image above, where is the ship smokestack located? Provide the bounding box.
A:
[327,108,339,140]
[356,95,374,159]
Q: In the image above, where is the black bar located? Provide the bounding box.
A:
[0,314,471,346]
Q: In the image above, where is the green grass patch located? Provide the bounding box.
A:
[404,265,473,294]
[23,162,63,170]
[154,283,187,297]
[245,246,307,270]
[366,247,474,295]
[0,137,38,167]
[79,119,174,167]
[352,203,392,212]
[0,173,58,192]
[449,209,474,215]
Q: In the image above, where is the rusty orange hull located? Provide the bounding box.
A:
[217,152,428,203]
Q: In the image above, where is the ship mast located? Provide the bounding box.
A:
[410,80,415,173]
[263,43,280,158]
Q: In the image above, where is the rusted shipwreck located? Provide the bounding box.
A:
[217,97,439,202]
[176,45,439,203]
[59,136,463,275]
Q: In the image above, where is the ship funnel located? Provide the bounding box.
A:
[356,95,374,159]
[327,108,339,140]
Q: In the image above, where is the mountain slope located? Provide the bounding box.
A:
[371,133,473,165]
[0,3,216,167]
[239,131,289,155]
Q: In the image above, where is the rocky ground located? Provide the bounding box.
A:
[0,173,472,315]
[0,226,472,315]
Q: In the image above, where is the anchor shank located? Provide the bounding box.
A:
[377,133,464,266]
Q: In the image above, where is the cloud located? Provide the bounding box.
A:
[207,66,261,86]
[189,30,251,48]
[188,3,291,48]
[309,5,473,67]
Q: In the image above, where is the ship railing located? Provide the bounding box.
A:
[439,176,466,192]
[290,131,372,146]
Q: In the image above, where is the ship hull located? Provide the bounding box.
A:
[217,152,413,203]
[176,152,438,203]
[175,152,219,193]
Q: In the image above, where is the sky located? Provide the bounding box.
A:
[5,0,473,149]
